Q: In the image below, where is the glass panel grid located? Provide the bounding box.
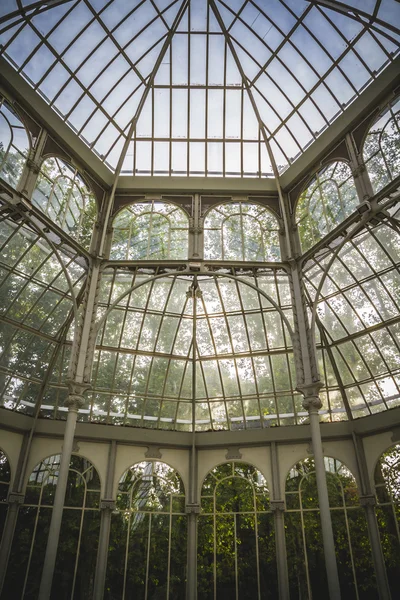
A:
[285,456,376,598]
[0,214,87,417]
[303,214,400,419]
[90,267,299,430]
[0,1,398,175]
[3,454,101,599]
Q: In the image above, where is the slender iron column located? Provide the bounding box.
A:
[38,382,89,600]
[93,440,117,600]
[186,279,200,600]
[300,385,341,600]
[0,433,29,594]
[270,442,290,600]
[352,433,391,600]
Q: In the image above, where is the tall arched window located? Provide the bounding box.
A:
[0,449,11,540]
[0,97,29,188]
[198,461,277,598]
[105,461,187,599]
[374,443,400,597]
[3,454,101,599]
[204,202,281,261]
[285,456,375,598]
[363,97,400,193]
[32,157,97,249]
[295,161,358,252]
[110,201,189,260]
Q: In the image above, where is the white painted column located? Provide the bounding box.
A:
[352,434,391,600]
[302,387,341,600]
[270,442,290,600]
[93,440,117,600]
[38,382,89,600]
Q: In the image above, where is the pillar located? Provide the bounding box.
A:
[0,492,24,593]
[186,504,199,600]
[38,381,89,600]
[301,385,341,600]
[352,433,391,599]
[93,441,117,600]
[269,442,290,600]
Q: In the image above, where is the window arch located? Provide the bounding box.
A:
[105,460,187,599]
[0,448,11,541]
[198,461,277,598]
[374,443,400,597]
[3,454,101,599]
[32,156,97,249]
[110,201,189,260]
[363,96,400,193]
[204,202,281,261]
[285,456,375,598]
[0,97,29,188]
[295,161,359,252]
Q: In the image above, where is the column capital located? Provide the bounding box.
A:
[270,500,285,513]
[297,382,323,412]
[64,380,91,411]
[359,494,376,508]
[100,499,116,511]
[7,492,25,505]
[185,503,200,514]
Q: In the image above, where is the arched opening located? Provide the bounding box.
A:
[374,443,400,596]
[285,456,375,598]
[110,201,189,261]
[32,156,97,249]
[363,96,400,193]
[105,460,187,599]
[3,453,101,599]
[0,449,11,541]
[295,161,359,252]
[198,461,277,599]
[204,202,281,261]
[0,98,29,188]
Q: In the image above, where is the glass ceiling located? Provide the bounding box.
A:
[0,0,399,177]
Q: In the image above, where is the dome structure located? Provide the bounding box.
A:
[0,1,400,599]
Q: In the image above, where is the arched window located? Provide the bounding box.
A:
[105,461,187,599]
[374,443,400,596]
[110,201,189,260]
[0,214,86,418]
[3,454,101,599]
[32,157,97,249]
[0,97,29,188]
[363,97,400,193]
[285,456,375,599]
[198,461,277,598]
[296,161,359,252]
[0,449,11,540]
[204,202,281,261]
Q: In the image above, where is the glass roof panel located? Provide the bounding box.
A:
[0,0,399,175]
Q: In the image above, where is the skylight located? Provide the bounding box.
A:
[1,0,399,177]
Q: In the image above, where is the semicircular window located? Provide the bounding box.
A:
[32,157,97,249]
[296,161,358,252]
[204,202,281,261]
[0,97,29,188]
[110,201,189,260]
[363,96,400,193]
[105,460,187,598]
